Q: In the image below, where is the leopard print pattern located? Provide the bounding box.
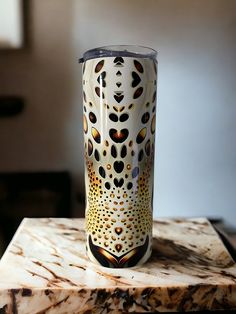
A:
[82,56,157,268]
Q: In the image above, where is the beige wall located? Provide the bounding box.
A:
[0,0,236,223]
[0,1,81,174]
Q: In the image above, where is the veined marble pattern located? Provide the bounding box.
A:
[0,218,235,313]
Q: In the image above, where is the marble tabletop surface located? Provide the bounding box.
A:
[0,217,235,313]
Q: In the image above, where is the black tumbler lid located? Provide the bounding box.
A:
[79,45,157,63]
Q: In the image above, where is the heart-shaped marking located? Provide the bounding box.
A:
[114,57,124,66]
[132,71,141,88]
[97,71,106,87]
[114,178,124,187]
[109,129,129,143]
[114,161,124,173]
[114,94,124,103]
[115,227,123,235]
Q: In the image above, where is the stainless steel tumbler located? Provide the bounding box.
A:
[80,45,157,268]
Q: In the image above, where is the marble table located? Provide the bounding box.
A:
[0,218,236,313]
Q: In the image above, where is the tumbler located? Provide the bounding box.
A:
[80,45,157,268]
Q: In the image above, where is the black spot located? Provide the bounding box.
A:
[83,115,88,134]
[145,140,151,156]
[95,87,104,99]
[89,102,93,107]
[134,60,144,73]
[114,161,124,173]
[136,128,147,144]
[132,167,139,178]
[109,129,129,143]
[152,105,156,113]
[94,149,100,161]
[83,91,87,102]
[119,113,129,122]
[133,87,143,99]
[99,166,106,178]
[116,71,122,76]
[151,115,156,134]
[97,71,106,87]
[103,150,106,156]
[114,178,124,187]
[153,60,157,74]
[127,182,133,190]
[116,82,122,88]
[152,91,156,102]
[138,149,144,162]
[111,145,117,158]
[128,104,134,110]
[141,112,150,124]
[105,182,111,190]
[89,112,97,123]
[95,60,104,73]
[88,139,93,156]
[109,113,118,122]
[92,127,101,143]
[132,71,141,88]
[120,145,127,158]
[95,87,100,97]
[131,150,135,156]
